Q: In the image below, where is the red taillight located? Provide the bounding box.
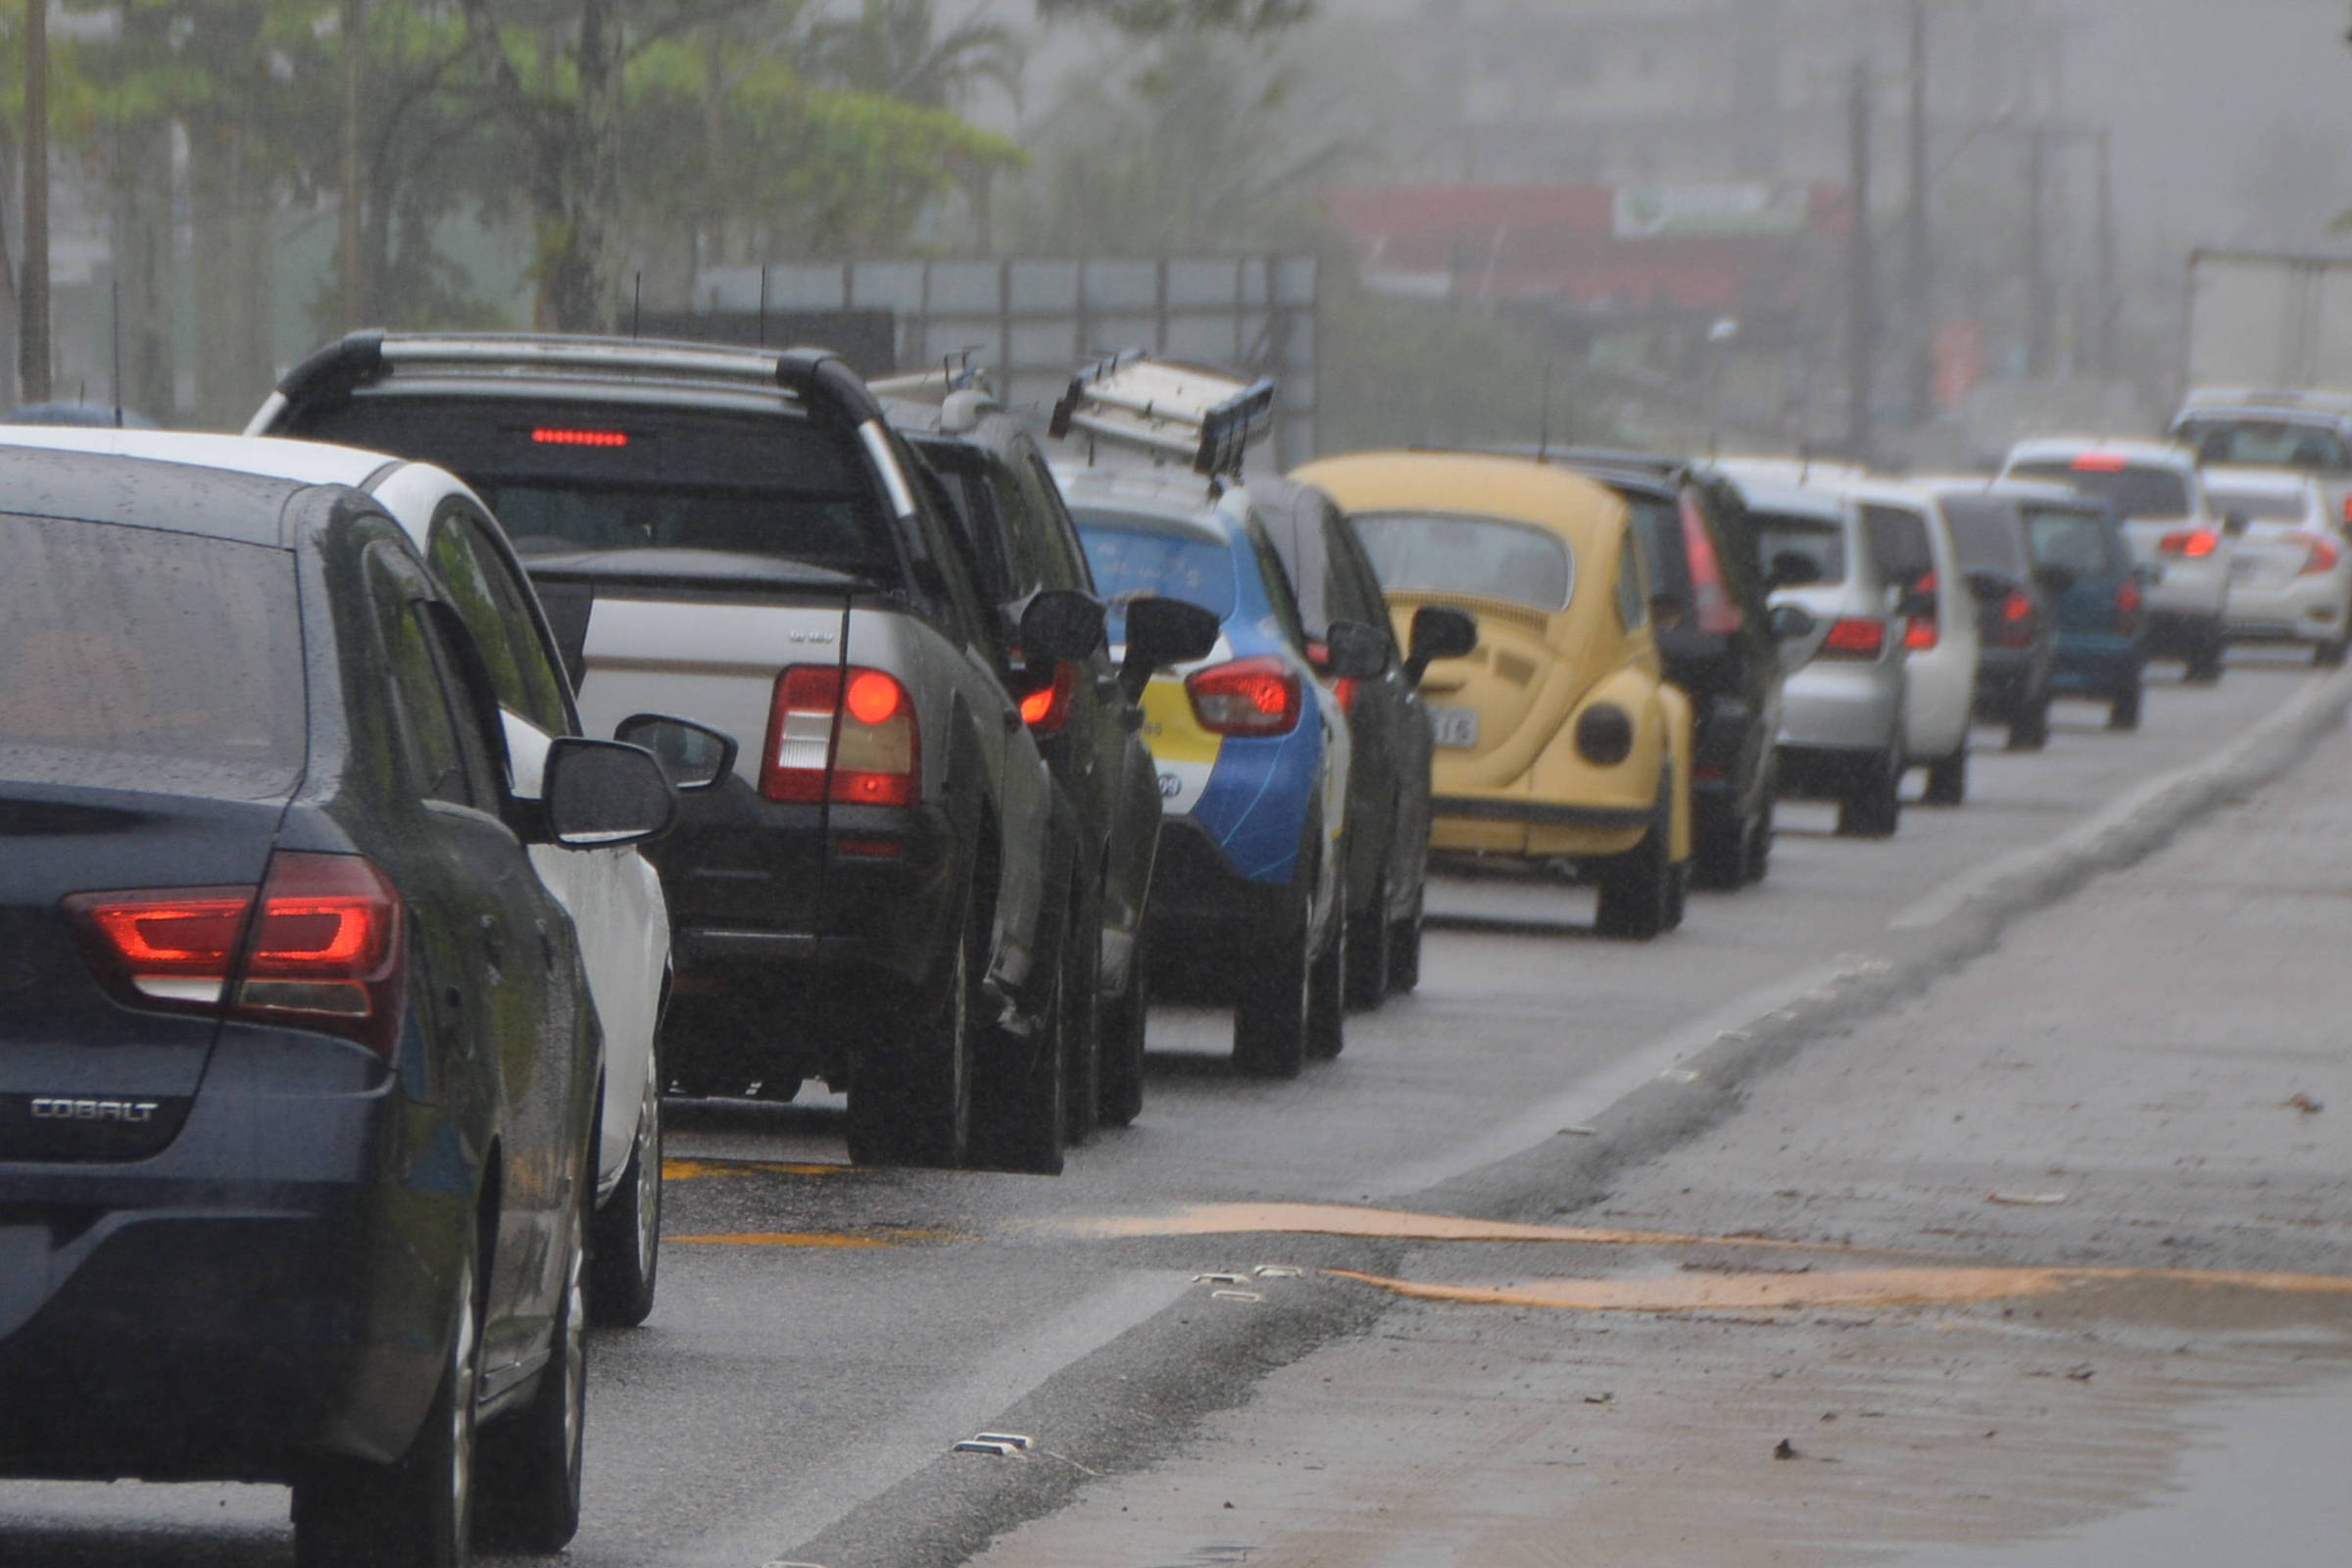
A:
[2116,577,2143,634]
[1018,662,1077,733]
[1819,616,1887,660]
[2293,532,2342,576]
[2071,453,2129,472]
[1994,588,2037,648]
[2341,495,2352,529]
[2159,528,2218,559]
[531,427,628,448]
[65,853,407,1058]
[760,665,919,808]
[1681,495,1744,634]
[1186,656,1303,735]
[1903,616,1939,651]
[1331,677,1360,712]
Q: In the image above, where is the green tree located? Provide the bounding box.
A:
[805,0,1023,112]
[1037,0,1311,34]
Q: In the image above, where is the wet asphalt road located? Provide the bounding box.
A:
[0,653,2334,1567]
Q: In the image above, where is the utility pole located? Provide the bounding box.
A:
[20,0,51,404]
[1846,57,1875,463]
[2024,125,2051,379]
[1904,0,1933,421]
[2092,126,2117,379]
[339,0,366,327]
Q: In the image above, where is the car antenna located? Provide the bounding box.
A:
[1799,440,1814,484]
[631,271,643,341]
[111,277,124,428]
[758,266,769,348]
[1537,360,1555,463]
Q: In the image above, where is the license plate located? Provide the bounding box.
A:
[1430,706,1480,749]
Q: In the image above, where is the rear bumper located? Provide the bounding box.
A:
[2050,633,2143,696]
[1776,744,1884,801]
[1780,662,1902,754]
[0,1048,462,1483]
[1972,645,2045,715]
[2225,581,2345,643]
[2144,608,2222,657]
[1147,816,1304,959]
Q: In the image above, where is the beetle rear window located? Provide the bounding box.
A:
[1348,512,1574,612]
[1075,514,1239,636]
[0,514,305,795]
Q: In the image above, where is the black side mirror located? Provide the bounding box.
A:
[1403,604,1477,685]
[1320,620,1390,682]
[1767,551,1823,589]
[1119,596,1222,702]
[2033,563,2079,598]
[614,713,739,793]
[1650,593,1688,630]
[543,737,677,849]
[1020,588,1107,665]
[2223,511,2251,538]
[1767,603,1817,642]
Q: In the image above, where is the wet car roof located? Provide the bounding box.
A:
[0,444,314,547]
[1293,450,1630,550]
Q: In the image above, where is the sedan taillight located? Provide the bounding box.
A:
[1994,588,2038,649]
[65,852,407,1059]
[761,665,920,807]
[1819,616,1888,661]
[2292,532,2342,576]
[2116,578,2143,635]
[1186,657,1303,735]
[2159,528,2219,559]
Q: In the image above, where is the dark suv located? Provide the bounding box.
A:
[884,388,1215,1141]
[253,332,1098,1173]
[0,447,666,1565]
[1563,453,1788,888]
[1934,484,2063,751]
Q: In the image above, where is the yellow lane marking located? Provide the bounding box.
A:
[662,1157,850,1181]
[1043,1200,1849,1252]
[1330,1265,2352,1314]
[670,1227,960,1250]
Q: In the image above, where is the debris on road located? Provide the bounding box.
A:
[1987,1191,2070,1205]
[1772,1438,1801,1460]
[2285,1092,2325,1114]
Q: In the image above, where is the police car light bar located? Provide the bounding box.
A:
[1049,352,1276,478]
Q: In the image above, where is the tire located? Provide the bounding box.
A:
[2183,626,2225,684]
[1060,881,1104,1147]
[1592,793,1673,940]
[1234,898,1312,1081]
[1097,933,1150,1129]
[293,1253,479,1568]
[1837,748,1902,839]
[1387,887,1424,996]
[1664,858,1690,932]
[588,1054,662,1329]
[2317,636,2349,668]
[1923,745,1969,807]
[1344,870,1392,1012]
[846,904,975,1168]
[1691,808,1750,891]
[1304,859,1348,1060]
[474,1181,587,1553]
[2007,692,2051,753]
[970,905,1069,1176]
[2109,677,2142,732]
[1744,782,1776,884]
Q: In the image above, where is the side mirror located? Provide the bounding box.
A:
[1403,604,1478,685]
[1767,551,1823,589]
[1118,595,1222,702]
[2033,563,2079,598]
[2223,512,2251,538]
[1963,566,2014,605]
[1767,603,1817,642]
[615,713,739,793]
[543,737,678,849]
[1320,620,1391,682]
[1019,588,1107,665]
[1650,593,1688,630]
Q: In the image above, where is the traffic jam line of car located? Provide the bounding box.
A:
[4,332,2339,1565]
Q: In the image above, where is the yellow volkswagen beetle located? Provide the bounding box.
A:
[1293,452,1693,938]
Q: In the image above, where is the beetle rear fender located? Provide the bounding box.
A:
[1655,681,1696,863]
[1525,664,1672,815]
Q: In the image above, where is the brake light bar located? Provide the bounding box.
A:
[1186,656,1303,735]
[2159,528,2219,559]
[760,665,920,807]
[2071,453,2129,472]
[531,427,629,448]
[65,853,407,1058]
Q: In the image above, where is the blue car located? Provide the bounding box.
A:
[2006,480,2149,730]
[1058,465,1369,1078]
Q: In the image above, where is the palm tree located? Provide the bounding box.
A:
[805,0,1025,112]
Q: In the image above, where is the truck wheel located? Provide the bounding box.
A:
[970,911,1068,1177]
[847,908,975,1169]
[2007,692,2051,752]
[1387,888,1425,996]
[1305,860,1348,1059]
[1234,896,1311,1079]
[1837,748,1901,839]
[588,1051,662,1329]
[1593,795,1673,940]
[1923,746,1969,806]
[475,1173,588,1552]
[2183,627,2225,684]
[294,1251,478,1568]
[1060,879,1104,1146]
[1744,784,1777,884]
[2109,677,2143,731]
[1692,808,1749,890]
[1097,936,1151,1129]
[1344,869,1392,1012]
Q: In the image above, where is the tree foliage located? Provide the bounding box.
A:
[1036,0,1313,35]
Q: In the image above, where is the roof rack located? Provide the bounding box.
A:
[1047,352,1275,478]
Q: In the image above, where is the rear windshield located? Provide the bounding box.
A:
[1349,512,1575,612]
[1860,505,1935,582]
[2175,417,2352,472]
[2008,461,2191,521]
[1749,511,1848,584]
[295,396,892,577]
[0,514,305,795]
[1074,514,1238,636]
[1939,497,2028,573]
[2021,505,2125,578]
[1620,495,1691,600]
[2204,487,2309,524]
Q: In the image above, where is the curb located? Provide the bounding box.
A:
[1414,667,2352,1225]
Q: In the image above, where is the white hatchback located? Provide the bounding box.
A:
[2200,466,2352,664]
[0,424,719,1326]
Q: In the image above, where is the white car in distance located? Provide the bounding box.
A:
[0,424,721,1326]
[2200,466,2352,665]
